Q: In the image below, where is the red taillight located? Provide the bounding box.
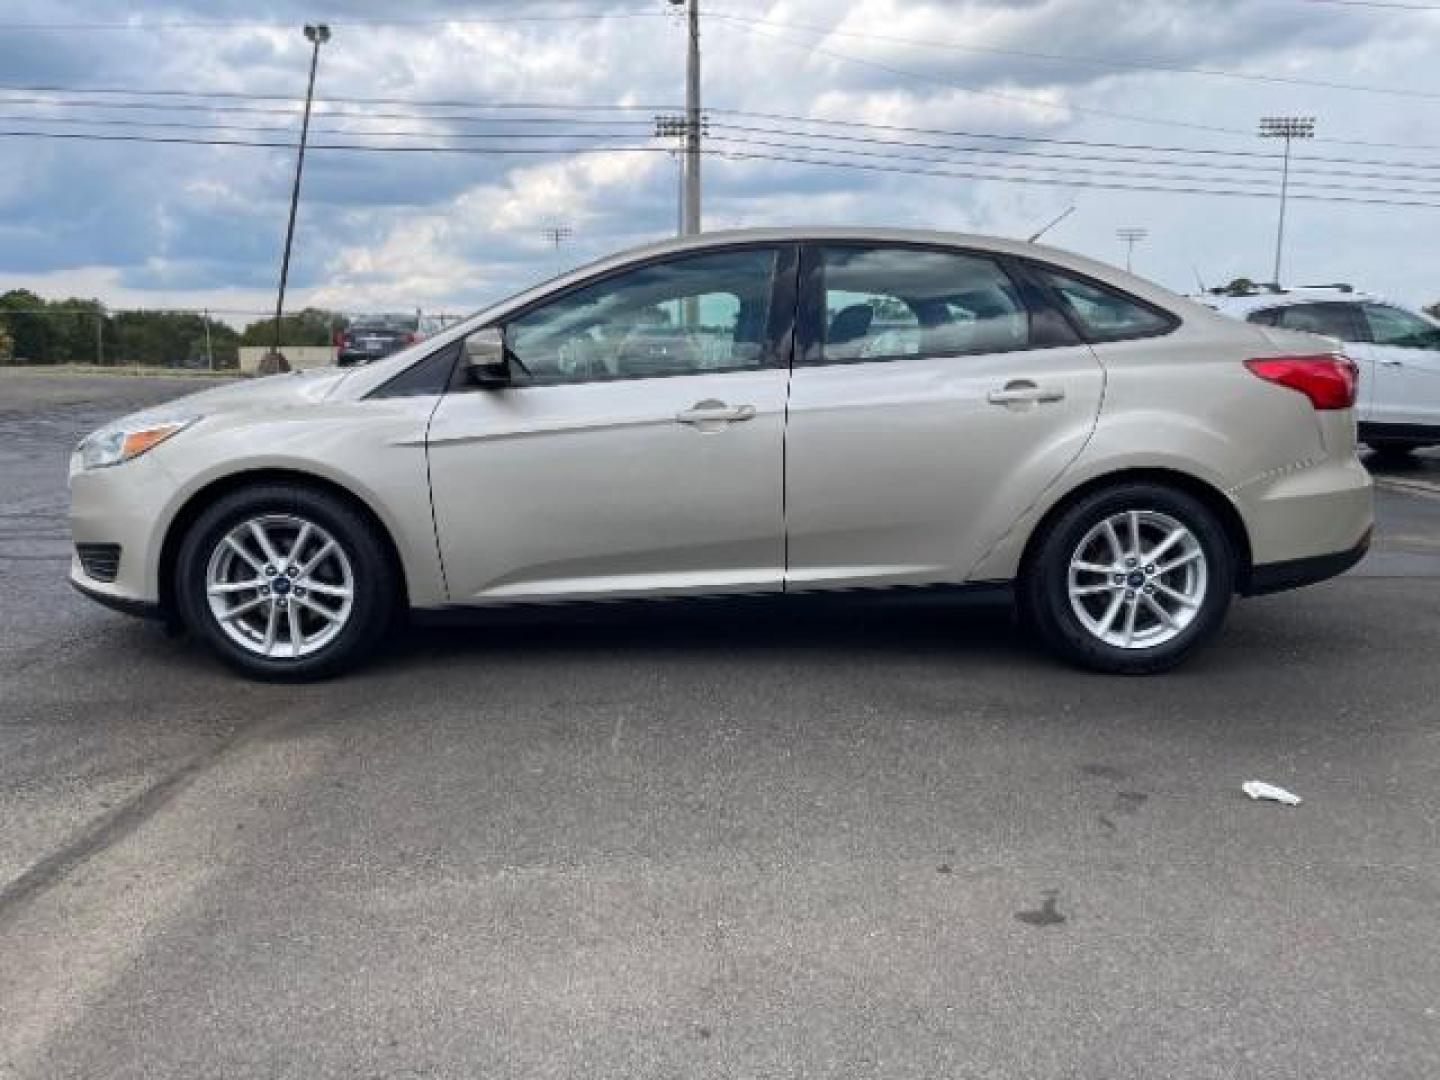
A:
[406,331,419,343]
[332,330,345,348]
[1244,354,1358,410]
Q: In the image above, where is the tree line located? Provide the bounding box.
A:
[0,290,346,368]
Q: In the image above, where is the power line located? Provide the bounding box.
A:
[9,108,1440,187]
[708,11,1440,103]
[9,78,1440,155]
[708,145,1440,209]
[708,121,1440,184]
[705,134,1440,199]
[710,17,1253,141]
[707,108,1440,170]
[712,20,1440,156]
[1286,0,1440,9]
[4,125,1439,207]
[0,82,676,112]
[8,84,1440,169]
[0,11,675,31]
[0,94,659,129]
[0,113,655,142]
[0,129,663,155]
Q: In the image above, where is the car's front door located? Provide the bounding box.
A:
[1357,302,1440,431]
[427,245,795,603]
[783,244,1107,589]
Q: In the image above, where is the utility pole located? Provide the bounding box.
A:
[666,0,701,235]
[203,309,214,370]
[1258,116,1315,285]
[270,23,330,364]
[653,119,697,237]
[1116,227,1148,273]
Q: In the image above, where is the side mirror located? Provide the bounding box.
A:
[463,327,510,388]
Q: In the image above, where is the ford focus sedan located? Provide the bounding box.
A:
[69,228,1373,678]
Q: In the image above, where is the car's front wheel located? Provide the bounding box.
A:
[175,483,396,679]
[1021,482,1236,675]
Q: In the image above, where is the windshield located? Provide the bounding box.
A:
[349,312,418,332]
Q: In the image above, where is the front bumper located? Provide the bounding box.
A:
[69,575,163,619]
[68,449,174,609]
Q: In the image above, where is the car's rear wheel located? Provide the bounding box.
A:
[1021,483,1235,674]
[175,483,395,679]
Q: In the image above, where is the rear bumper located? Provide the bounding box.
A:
[1242,528,1371,596]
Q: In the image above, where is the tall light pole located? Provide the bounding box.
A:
[668,0,701,235]
[1116,227,1148,273]
[271,23,330,361]
[1258,116,1315,285]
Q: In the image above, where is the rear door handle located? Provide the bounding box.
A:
[676,400,758,426]
[987,381,1065,405]
[1377,359,1404,368]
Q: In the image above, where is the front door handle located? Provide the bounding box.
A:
[676,400,758,427]
[987,381,1065,406]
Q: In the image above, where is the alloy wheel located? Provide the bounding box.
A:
[204,513,355,659]
[1066,509,1208,650]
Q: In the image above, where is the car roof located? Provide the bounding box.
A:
[474,226,1219,328]
[1198,287,1382,314]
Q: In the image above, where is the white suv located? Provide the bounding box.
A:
[1204,285,1440,460]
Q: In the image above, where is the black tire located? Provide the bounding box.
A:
[1019,482,1236,675]
[175,483,396,680]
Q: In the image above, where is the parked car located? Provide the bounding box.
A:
[70,228,1372,678]
[335,312,443,366]
[1202,284,1440,460]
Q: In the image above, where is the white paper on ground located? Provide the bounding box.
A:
[1243,781,1302,806]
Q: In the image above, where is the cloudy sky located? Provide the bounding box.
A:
[2,0,1439,322]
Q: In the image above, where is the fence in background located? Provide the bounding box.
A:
[0,307,468,370]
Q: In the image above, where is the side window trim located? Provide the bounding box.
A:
[793,241,1066,368]
[454,242,797,390]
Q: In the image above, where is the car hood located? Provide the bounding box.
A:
[116,366,355,428]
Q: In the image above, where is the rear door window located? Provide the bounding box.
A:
[812,246,1033,363]
[1271,303,1363,341]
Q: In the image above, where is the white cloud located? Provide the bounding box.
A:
[2,0,1439,315]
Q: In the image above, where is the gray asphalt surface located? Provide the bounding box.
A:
[2,370,1439,1079]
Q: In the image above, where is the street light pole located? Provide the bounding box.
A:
[271,23,330,361]
[1116,227,1148,273]
[1258,116,1315,285]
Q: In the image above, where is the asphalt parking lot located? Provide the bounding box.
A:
[2,370,1439,1079]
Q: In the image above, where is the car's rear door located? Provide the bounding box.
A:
[782,243,1105,589]
[427,245,795,602]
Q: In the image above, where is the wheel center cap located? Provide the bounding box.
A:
[271,576,291,595]
[1127,570,1146,589]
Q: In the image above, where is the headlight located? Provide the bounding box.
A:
[78,417,200,470]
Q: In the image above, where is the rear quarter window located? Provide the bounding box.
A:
[1030,265,1178,343]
